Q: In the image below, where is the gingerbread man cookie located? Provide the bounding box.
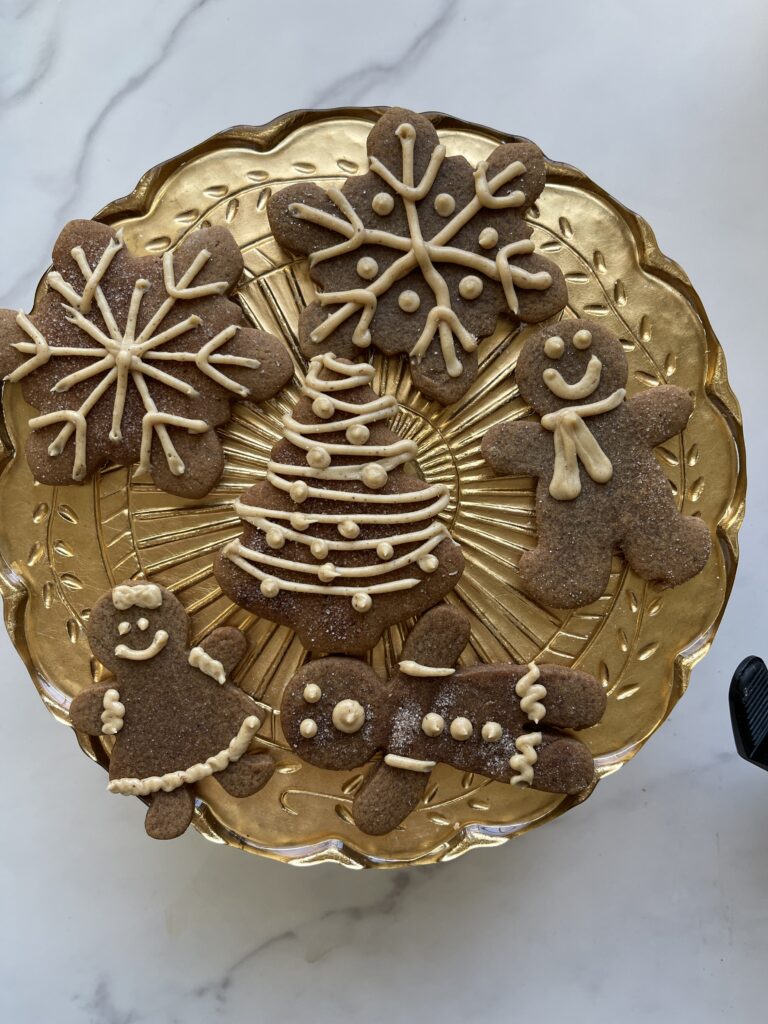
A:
[281,606,606,835]
[268,107,566,404]
[0,220,293,497]
[69,581,273,840]
[482,320,711,608]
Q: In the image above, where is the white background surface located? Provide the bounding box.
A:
[1,1,766,1020]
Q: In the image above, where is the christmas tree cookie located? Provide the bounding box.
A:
[268,107,566,405]
[0,220,292,497]
[215,353,464,654]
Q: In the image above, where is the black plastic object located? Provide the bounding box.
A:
[730,656,768,772]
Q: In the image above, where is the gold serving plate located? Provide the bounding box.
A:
[0,109,745,868]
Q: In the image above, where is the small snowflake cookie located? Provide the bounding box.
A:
[215,352,464,654]
[267,107,567,405]
[481,320,712,608]
[280,606,606,835]
[0,220,293,497]
[69,580,274,840]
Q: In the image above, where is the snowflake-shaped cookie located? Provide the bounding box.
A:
[0,220,293,497]
[268,108,567,404]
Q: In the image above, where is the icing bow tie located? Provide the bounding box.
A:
[540,388,626,500]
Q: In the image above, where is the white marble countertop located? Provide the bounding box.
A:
[1,0,766,1020]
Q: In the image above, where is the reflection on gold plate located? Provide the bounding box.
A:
[0,110,745,868]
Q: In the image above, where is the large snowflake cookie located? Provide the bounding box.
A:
[70,580,274,840]
[482,320,712,608]
[215,352,464,654]
[0,220,293,497]
[281,606,606,835]
[268,107,567,405]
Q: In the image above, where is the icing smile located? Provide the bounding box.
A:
[543,354,603,400]
[115,629,169,661]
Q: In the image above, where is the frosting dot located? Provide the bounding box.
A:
[346,423,370,445]
[450,717,473,741]
[422,712,445,737]
[290,480,310,503]
[260,578,280,598]
[482,721,503,742]
[310,538,329,560]
[332,699,366,734]
[137,617,149,631]
[290,512,309,531]
[478,227,499,249]
[434,193,455,216]
[372,191,394,215]
[573,328,593,350]
[266,527,285,549]
[352,592,372,613]
[398,289,421,313]
[418,554,439,573]
[357,256,378,280]
[118,621,130,636]
[458,275,483,300]
[303,683,322,703]
[312,396,335,419]
[338,519,360,539]
[299,718,317,739]
[306,446,331,469]
[318,562,337,583]
[544,335,565,359]
[362,464,388,489]
[376,542,394,561]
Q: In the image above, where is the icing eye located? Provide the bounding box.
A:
[303,683,322,703]
[118,621,131,636]
[544,336,565,359]
[332,699,366,733]
[137,617,149,631]
[573,328,593,350]
[299,718,317,738]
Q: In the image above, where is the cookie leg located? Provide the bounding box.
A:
[519,539,613,609]
[216,751,274,798]
[621,509,710,588]
[352,762,430,835]
[144,786,196,840]
[525,733,596,795]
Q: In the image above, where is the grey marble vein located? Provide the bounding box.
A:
[310,0,461,107]
[0,2,60,103]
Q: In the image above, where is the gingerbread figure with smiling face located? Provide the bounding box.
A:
[69,581,273,840]
[482,319,711,608]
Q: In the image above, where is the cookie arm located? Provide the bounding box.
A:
[194,627,247,680]
[352,761,430,835]
[627,385,694,446]
[400,606,470,672]
[69,685,116,736]
[481,421,548,477]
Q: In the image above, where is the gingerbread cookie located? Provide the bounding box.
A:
[69,581,273,840]
[482,320,711,608]
[281,606,606,835]
[216,352,464,654]
[0,220,293,497]
[268,107,566,404]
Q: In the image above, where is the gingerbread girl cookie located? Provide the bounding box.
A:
[0,220,292,497]
[70,581,273,840]
[268,107,566,404]
[281,606,606,835]
[482,320,711,608]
